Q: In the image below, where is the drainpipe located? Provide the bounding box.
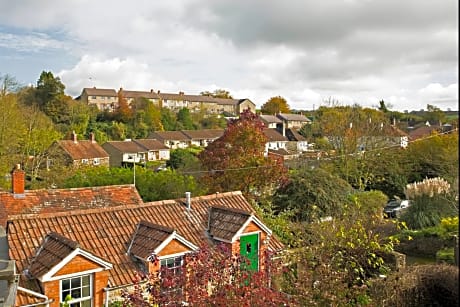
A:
[104,287,110,307]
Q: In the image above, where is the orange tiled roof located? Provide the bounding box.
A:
[208,206,251,241]
[7,191,283,290]
[28,232,80,278]
[128,220,175,259]
[0,184,143,227]
[408,125,440,140]
[56,140,109,160]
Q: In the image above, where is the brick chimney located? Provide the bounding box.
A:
[71,131,78,143]
[11,164,25,197]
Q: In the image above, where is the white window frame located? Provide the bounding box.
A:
[93,158,100,165]
[81,159,89,164]
[60,274,93,307]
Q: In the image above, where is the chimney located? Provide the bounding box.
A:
[150,89,153,93]
[71,131,77,143]
[179,91,184,95]
[90,132,95,143]
[185,192,191,210]
[157,90,160,94]
[11,164,25,197]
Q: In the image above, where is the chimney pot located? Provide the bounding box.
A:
[185,192,191,210]
[71,131,77,143]
[90,132,95,143]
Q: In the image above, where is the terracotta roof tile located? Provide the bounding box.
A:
[0,184,143,227]
[208,206,251,241]
[56,140,109,160]
[7,191,283,290]
[27,232,79,278]
[128,220,174,259]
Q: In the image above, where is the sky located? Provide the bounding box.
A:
[0,0,458,112]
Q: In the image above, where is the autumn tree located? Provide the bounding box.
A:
[124,243,290,306]
[198,109,287,197]
[114,89,133,123]
[260,96,290,115]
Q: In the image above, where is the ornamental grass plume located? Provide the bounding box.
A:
[404,177,450,199]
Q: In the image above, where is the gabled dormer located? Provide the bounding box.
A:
[26,232,112,307]
[207,206,272,271]
[128,220,198,274]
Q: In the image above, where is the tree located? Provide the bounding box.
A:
[272,167,354,222]
[124,243,290,306]
[198,109,287,197]
[424,104,446,125]
[114,89,133,123]
[260,96,290,115]
[63,166,204,202]
[176,107,195,130]
[200,89,233,99]
[167,148,201,172]
[160,108,177,131]
[36,71,70,124]
[20,105,61,181]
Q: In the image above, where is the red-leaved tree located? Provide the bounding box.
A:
[198,109,287,197]
[123,243,292,306]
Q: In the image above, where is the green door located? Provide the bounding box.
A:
[240,233,259,271]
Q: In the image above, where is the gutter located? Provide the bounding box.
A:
[17,286,53,307]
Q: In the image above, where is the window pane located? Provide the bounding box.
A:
[71,289,82,299]
[71,277,81,288]
[81,300,91,307]
[62,290,70,299]
[62,279,70,290]
[82,285,90,297]
[82,275,90,286]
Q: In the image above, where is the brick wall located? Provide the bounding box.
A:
[42,255,110,307]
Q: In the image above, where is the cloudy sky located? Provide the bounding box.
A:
[0,0,458,111]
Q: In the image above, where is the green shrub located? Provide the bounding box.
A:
[436,247,455,264]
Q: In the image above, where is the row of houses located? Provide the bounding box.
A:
[47,121,313,169]
[76,87,256,116]
[0,166,283,306]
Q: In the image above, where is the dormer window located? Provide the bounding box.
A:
[61,274,92,307]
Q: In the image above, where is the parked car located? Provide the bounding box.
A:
[383,199,411,218]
